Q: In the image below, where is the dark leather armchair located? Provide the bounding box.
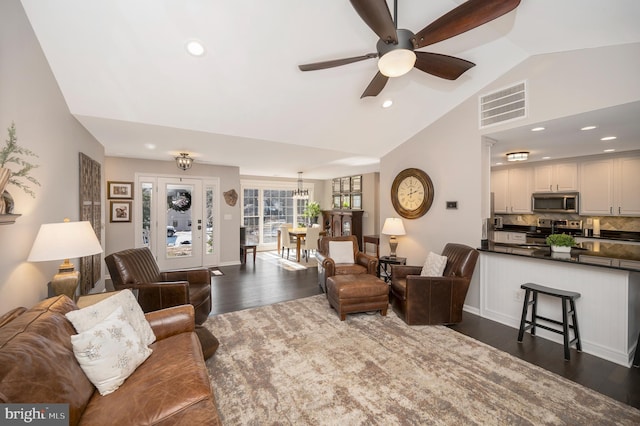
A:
[316,235,378,293]
[105,247,212,325]
[390,243,479,325]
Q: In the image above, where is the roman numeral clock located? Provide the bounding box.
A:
[391,168,434,219]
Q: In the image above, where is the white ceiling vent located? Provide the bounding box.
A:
[479,81,527,129]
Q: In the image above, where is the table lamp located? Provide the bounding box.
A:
[381,218,406,258]
[28,219,103,300]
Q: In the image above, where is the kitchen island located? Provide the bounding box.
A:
[478,242,640,367]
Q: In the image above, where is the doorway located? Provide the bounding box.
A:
[137,174,219,270]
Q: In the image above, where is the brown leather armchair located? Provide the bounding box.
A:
[105,247,212,325]
[390,243,479,325]
[316,235,378,293]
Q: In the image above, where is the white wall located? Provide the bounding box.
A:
[381,43,640,309]
[0,0,105,314]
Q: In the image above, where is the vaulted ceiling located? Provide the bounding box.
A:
[21,0,640,178]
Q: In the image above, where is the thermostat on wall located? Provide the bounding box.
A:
[446,201,458,209]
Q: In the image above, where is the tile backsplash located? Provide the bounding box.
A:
[497,214,640,232]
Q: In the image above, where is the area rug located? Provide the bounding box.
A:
[209,267,224,276]
[204,295,640,425]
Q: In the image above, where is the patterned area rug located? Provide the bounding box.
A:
[204,295,640,425]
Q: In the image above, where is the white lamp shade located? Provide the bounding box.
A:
[381,218,406,236]
[378,49,416,77]
[28,221,103,262]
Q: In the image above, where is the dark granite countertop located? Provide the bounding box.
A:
[479,242,640,272]
[496,225,640,243]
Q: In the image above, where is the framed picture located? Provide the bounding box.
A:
[351,175,362,192]
[108,181,133,199]
[351,194,362,209]
[110,201,132,222]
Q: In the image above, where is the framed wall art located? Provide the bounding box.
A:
[110,200,132,222]
[108,181,133,199]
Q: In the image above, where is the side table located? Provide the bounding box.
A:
[378,256,406,283]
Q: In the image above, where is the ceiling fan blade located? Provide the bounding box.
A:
[413,0,521,49]
[299,53,377,71]
[414,52,475,80]
[360,72,389,98]
[349,0,398,44]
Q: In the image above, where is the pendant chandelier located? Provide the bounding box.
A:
[292,172,309,200]
[176,153,193,171]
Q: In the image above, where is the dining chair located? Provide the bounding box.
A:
[280,225,296,259]
[301,226,321,262]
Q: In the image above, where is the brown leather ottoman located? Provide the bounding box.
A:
[326,274,389,321]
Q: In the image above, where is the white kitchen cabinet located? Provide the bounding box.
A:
[580,155,640,216]
[494,231,527,244]
[491,167,532,214]
[533,162,578,192]
[616,156,640,216]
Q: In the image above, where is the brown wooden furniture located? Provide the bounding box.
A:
[241,243,257,263]
[321,209,364,250]
[363,234,380,258]
[390,243,479,325]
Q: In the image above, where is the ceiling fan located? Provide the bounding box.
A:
[298,0,521,98]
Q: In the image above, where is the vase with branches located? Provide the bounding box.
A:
[0,122,40,213]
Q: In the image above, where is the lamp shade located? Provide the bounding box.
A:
[381,218,406,236]
[28,221,103,262]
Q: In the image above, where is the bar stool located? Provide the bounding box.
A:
[517,282,582,360]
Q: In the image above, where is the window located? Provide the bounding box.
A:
[241,180,314,248]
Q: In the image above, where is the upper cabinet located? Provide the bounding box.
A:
[491,167,532,214]
[533,162,578,192]
[580,156,640,216]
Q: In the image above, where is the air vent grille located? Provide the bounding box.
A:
[479,81,527,128]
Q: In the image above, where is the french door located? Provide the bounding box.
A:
[137,174,219,270]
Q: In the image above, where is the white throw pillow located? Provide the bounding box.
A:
[420,252,448,277]
[66,289,155,346]
[71,306,152,395]
[329,241,355,264]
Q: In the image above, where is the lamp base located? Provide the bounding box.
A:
[50,270,80,301]
[389,236,398,258]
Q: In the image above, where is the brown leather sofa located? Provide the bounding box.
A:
[316,235,378,293]
[0,295,221,425]
[390,243,479,325]
[105,247,212,325]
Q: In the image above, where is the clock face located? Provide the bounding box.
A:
[398,176,425,210]
[391,168,434,219]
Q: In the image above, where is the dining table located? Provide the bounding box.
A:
[278,227,326,262]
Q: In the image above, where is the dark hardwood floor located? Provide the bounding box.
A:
[210,252,640,410]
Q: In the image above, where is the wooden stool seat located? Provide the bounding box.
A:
[240,244,257,263]
[517,282,582,360]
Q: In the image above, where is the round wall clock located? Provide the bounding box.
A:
[391,168,435,219]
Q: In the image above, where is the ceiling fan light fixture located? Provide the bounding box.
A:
[378,49,416,77]
[506,151,529,162]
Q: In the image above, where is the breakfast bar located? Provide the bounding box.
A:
[478,242,640,367]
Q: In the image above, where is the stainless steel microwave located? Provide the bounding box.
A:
[531,192,579,213]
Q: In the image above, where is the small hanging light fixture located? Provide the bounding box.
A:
[506,151,529,162]
[176,153,193,171]
[292,172,309,200]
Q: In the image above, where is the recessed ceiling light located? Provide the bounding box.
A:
[604,149,616,153]
[382,99,393,108]
[531,127,545,132]
[144,143,156,150]
[581,125,597,131]
[495,162,503,166]
[186,39,205,57]
[542,156,551,160]
[600,136,617,141]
